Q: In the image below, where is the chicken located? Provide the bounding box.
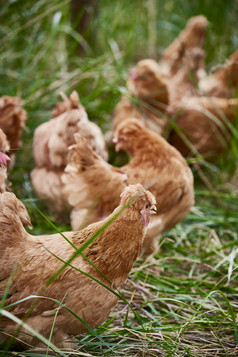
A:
[160,15,208,77]
[63,119,194,254]
[0,184,156,349]
[0,95,27,159]
[31,91,108,220]
[168,47,205,105]
[199,50,238,98]
[169,96,238,158]
[111,59,170,137]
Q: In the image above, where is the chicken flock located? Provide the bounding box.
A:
[0,15,238,351]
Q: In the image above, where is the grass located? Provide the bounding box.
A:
[1,0,238,356]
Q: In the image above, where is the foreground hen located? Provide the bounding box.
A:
[63,119,194,254]
[0,184,156,350]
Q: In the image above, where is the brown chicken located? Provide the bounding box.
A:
[63,119,194,255]
[0,95,27,159]
[168,47,205,105]
[0,184,156,350]
[111,59,170,137]
[160,15,208,77]
[31,91,108,220]
[169,96,238,158]
[199,50,238,98]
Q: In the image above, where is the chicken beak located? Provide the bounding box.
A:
[150,204,157,214]
[140,203,156,227]
[112,137,118,144]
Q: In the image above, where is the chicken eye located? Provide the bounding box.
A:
[145,204,149,209]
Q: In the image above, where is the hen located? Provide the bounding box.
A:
[31,91,108,220]
[111,59,170,137]
[199,50,238,98]
[0,184,156,350]
[0,95,27,160]
[160,15,208,77]
[169,96,238,158]
[63,119,194,254]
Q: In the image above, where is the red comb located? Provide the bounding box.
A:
[129,69,138,80]
[0,152,11,166]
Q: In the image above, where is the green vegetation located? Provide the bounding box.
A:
[1,0,238,356]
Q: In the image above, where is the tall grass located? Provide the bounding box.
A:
[1,0,238,356]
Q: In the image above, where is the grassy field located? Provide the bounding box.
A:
[1,0,238,356]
